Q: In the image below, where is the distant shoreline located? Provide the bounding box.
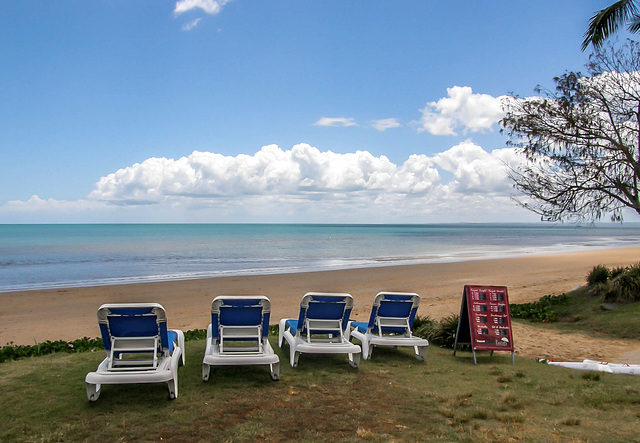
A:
[3,222,640,293]
[4,241,640,294]
[0,244,623,293]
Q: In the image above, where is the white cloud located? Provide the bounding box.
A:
[313,117,358,128]
[88,144,441,203]
[182,18,202,31]
[174,0,232,15]
[3,195,89,211]
[433,140,523,194]
[370,118,402,132]
[0,195,110,222]
[1,144,535,223]
[418,86,505,136]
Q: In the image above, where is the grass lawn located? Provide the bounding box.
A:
[1,338,639,442]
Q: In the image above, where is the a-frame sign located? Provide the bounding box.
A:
[453,285,514,364]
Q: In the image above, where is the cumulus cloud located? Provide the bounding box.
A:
[418,86,506,136]
[88,144,442,204]
[2,144,533,223]
[433,141,523,194]
[174,0,232,15]
[313,117,358,128]
[370,118,402,132]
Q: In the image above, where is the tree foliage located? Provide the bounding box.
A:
[501,41,640,222]
[582,0,640,51]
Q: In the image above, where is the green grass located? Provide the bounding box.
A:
[2,339,640,442]
[513,287,640,340]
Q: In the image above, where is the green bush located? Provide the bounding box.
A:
[590,263,640,303]
[587,265,611,286]
[605,266,640,303]
[184,328,207,341]
[413,314,460,348]
[0,337,104,363]
[510,294,568,322]
[610,266,626,279]
[0,328,209,364]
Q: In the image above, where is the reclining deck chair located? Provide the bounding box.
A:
[202,296,279,381]
[348,292,428,361]
[278,292,361,368]
[85,303,185,401]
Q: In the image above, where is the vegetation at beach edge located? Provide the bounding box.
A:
[510,263,640,340]
[0,329,207,364]
[1,319,459,364]
[586,262,640,303]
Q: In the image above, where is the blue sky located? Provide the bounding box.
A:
[1,0,634,223]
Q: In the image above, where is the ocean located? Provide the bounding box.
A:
[1,223,640,292]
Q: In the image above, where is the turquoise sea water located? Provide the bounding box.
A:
[1,223,640,292]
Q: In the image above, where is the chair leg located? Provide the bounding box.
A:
[168,372,178,399]
[348,351,360,369]
[202,363,211,381]
[86,383,100,402]
[361,340,371,360]
[177,330,186,366]
[415,345,428,362]
[270,362,280,381]
[367,345,374,360]
[278,319,287,348]
[290,349,300,368]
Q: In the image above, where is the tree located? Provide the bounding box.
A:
[501,41,640,222]
[582,0,640,51]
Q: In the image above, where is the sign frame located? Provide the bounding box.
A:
[453,285,515,365]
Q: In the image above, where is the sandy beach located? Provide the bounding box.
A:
[2,246,639,362]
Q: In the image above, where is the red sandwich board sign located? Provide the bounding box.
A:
[453,285,515,365]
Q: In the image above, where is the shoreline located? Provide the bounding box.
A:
[5,223,640,294]
[4,243,639,295]
[2,246,640,362]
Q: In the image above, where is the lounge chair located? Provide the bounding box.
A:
[85,303,185,401]
[348,292,428,361]
[278,292,361,368]
[202,296,280,381]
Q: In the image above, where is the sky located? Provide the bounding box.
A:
[1,0,636,224]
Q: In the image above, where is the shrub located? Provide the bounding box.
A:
[605,267,640,303]
[510,294,568,322]
[184,328,207,341]
[593,263,640,303]
[0,328,208,364]
[587,265,611,286]
[0,337,104,363]
[412,316,436,340]
[610,266,626,279]
[413,314,460,348]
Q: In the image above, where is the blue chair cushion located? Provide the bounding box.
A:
[167,330,178,355]
[219,306,263,326]
[285,319,299,336]
[350,321,368,334]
